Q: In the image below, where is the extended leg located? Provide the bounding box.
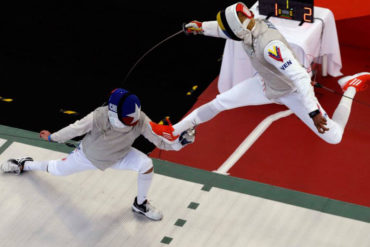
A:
[279,91,344,144]
[279,73,369,144]
[332,72,370,129]
[10,146,97,176]
[173,75,273,135]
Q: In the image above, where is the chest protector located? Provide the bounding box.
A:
[243,19,297,99]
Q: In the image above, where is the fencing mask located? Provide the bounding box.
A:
[216,2,254,41]
[108,88,141,128]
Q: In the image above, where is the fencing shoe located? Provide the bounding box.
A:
[132,197,163,221]
[0,157,33,175]
[338,72,370,92]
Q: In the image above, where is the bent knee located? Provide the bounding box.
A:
[140,158,153,174]
[322,129,343,144]
[324,135,342,145]
[319,121,344,145]
[144,166,153,174]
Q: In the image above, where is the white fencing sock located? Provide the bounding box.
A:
[137,171,153,205]
[23,160,49,172]
[332,87,356,130]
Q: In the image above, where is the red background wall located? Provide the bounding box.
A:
[315,0,370,20]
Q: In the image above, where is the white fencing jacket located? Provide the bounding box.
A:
[202,19,319,114]
[50,106,182,170]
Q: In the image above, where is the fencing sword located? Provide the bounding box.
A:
[124,25,370,110]
[123,28,185,84]
[0,28,188,146]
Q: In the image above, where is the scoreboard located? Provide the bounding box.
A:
[258,0,314,23]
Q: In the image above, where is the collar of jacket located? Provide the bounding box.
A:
[252,19,268,38]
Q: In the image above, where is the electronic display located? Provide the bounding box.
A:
[258,0,314,23]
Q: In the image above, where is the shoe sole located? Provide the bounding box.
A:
[338,72,370,91]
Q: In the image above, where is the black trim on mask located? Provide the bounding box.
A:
[219,10,242,41]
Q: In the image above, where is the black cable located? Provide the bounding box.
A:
[314,82,370,108]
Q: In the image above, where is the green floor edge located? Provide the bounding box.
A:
[0,124,369,223]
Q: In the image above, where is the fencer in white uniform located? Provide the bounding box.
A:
[0,88,194,221]
[151,2,369,144]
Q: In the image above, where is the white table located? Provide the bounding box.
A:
[218,4,342,93]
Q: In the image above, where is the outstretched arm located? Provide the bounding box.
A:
[203,21,230,39]
[141,113,194,151]
[142,123,183,151]
[41,112,94,143]
[184,20,230,39]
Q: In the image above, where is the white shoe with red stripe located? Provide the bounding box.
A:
[338,72,370,92]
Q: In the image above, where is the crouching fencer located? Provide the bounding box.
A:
[150,2,370,145]
[0,88,195,221]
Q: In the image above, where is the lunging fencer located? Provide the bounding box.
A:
[151,2,370,144]
[0,88,194,221]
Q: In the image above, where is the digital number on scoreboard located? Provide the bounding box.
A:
[258,0,314,23]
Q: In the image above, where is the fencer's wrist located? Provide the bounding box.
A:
[184,21,203,35]
[309,109,321,118]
